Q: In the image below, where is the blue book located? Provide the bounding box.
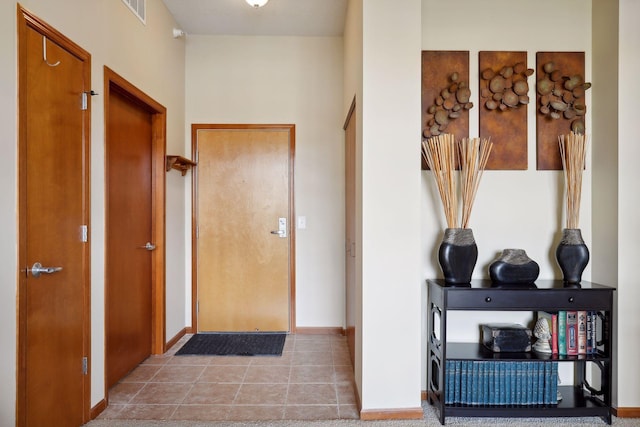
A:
[476,362,484,405]
[538,363,545,404]
[499,361,506,405]
[460,361,468,404]
[509,362,517,405]
[544,362,553,405]
[487,362,494,405]
[558,310,567,355]
[445,361,453,404]
[504,362,512,405]
[524,362,532,405]
[453,360,461,404]
[515,362,523,404]
[551,362,559,404]
[471,361,480,405]
[531,362,538,405]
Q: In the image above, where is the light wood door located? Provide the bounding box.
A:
[344,100,357,365]
[106,87,154,388]
[195,127,293,332]
[18,9,91,427]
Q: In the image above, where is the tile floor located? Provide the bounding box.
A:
[98,333,360,422]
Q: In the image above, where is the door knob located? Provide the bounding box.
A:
[27,262,63,278]
[140,242,156,251]
[270,217,287,238]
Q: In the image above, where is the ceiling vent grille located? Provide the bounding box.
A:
[122,0,146,24]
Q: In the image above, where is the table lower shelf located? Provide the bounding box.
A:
[435,386,610,424]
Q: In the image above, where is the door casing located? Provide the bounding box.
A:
[190,124,296,332]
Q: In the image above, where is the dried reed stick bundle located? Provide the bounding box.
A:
[559,132,588,229]
[422,134,459,228]
[459,137,493,228]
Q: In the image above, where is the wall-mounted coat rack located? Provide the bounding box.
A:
[166,155,196,176]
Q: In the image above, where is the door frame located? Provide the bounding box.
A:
[190,124,296,332]
[17,6,92,425]
[104,66,166,362]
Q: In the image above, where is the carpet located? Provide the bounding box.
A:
[175,333,286,356]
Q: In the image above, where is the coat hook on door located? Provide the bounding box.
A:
[42,36,60,67]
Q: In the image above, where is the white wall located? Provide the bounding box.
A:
[0,0,17,422]
[422,0,592,338]
[0,1,187,423]
[360,0,423,412]
[616,0,640,408]
[184,35,345,329]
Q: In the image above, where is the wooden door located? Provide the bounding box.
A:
[17,9,91,427]
[106,86,155,388]
[344,100,357,365]
[194,126,294,332]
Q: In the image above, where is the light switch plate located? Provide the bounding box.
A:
[297,216,306,229]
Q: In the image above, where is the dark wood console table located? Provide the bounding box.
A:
[426,279,614,425]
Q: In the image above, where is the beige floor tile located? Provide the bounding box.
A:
[234,383,288,405]
[167,355,213,366]
[290,365,334,383]
[120,365,162,383]
[131,383,192,404]
[207,355,253,366]
[152,365,206,383]
[197,365,248,383]
[108,382,145,404]
[249,352,293,365]
[287,383,337,405]
[97,403,125,419]
[244,365,291,383]
[338,404,361,419]
[182,383,240,405]
[171,404,231,421]
[291,351,334,366]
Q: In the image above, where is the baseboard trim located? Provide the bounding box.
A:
[613,407,640,418]
[421,390,428,401]
[294,327,345,335]
[359,407,424,420]
[90,398,107,420]
[166,327,187,351]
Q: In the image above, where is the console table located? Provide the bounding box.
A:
[426,279,614,425]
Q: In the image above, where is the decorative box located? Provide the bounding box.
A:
[481,323,532,352]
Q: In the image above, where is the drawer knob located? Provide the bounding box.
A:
[568,297,574,303]
[485,297,492,303]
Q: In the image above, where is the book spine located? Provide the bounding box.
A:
[474,361,482,406]
[551,313,558,354]
[586,311,595,354]
[484,361,492,405]
[551,362,559,404]
[445,360,453,404]
[515,362,523,404]
[558,311,567,355]
[453,360,461,404]
[567,311,579,355]
[460,361,468,404]
[578,310,587,354]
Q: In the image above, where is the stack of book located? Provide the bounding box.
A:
[537,311,599,355]
[444,360,559,406]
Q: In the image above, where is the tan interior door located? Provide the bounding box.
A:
[18,12,90,427]
[106,87,153,388]
[344,101,357,365]
[196,127,292,332]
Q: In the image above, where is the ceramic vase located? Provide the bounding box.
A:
[556,228,589,287]
[489,248,540,286]
[438,228,478,286]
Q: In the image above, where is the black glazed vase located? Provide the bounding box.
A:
[489,248,540,286]
[438,228,478,286]
[556,228,589,287]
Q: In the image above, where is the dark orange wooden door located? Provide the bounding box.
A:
[106,88,153,388]
[18,12,90,427]
[344,102,357,365]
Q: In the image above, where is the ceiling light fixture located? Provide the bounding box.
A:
[246,0,269,8]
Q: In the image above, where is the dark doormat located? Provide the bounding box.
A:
[175,333,286,356]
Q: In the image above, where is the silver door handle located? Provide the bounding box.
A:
[140,242,156,251]
[28,262,63,278]
[270,230,285,235]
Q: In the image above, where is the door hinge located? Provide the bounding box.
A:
[80,90,98,111]
[196,301,199,314]
[80,225,88,243]
[82,357,88,375]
